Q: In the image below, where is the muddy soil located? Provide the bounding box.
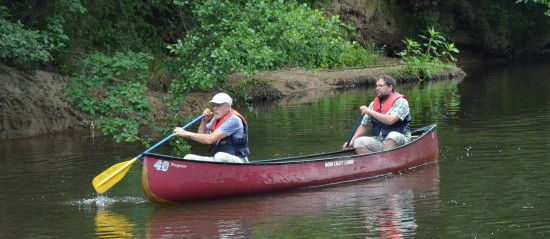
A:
[0,63,465,139]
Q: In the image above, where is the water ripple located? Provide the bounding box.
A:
[68,194,148,207]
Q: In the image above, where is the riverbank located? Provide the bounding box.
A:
[0,63,465,139]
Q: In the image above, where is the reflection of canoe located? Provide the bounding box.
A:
[142,124,438,204]
[146,163,440,238]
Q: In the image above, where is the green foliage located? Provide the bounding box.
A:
[0,7,49,70]
[341,42,385,67]
[167,0,373,97]
[396,27,459,81]
[64,51,155,144]
[0,18,49,69]
[295,0,333,8]
[0,1,84,71]
[517,0,550,15]
[3,0,186,72]
[69,0,175,54]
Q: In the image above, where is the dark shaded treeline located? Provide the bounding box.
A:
[333,0,550,59]
[2,0,549,73]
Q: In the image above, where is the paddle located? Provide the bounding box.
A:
[92,113,206,194]
[345,114,364,149]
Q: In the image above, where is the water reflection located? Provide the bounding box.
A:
[144,163,439,238]
[244,79,462,161]
[95,209,139,238]
[3,61,550,238]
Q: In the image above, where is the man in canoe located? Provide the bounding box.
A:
[173,93,249,163]
[343,75,411,154]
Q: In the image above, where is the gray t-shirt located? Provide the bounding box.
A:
[206,114,245,138]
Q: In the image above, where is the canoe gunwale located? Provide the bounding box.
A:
[142,124,437,165]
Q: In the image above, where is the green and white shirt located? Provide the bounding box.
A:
[361,97,411,141]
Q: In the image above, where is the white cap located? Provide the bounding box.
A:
[209,93,232,105]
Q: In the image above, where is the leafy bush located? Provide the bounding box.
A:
[0,6,51,70]
[167,0,369,97]
[64,51,155,144]
[69,0,175,54]
[0,2,82,71]
[516,0,550,15]
[396,27,459,81]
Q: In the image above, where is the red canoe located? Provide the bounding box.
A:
[145,163,440,238]
[141,124,438,204]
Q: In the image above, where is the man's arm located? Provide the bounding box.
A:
[174,126,227,144]
[360,98,409,125]
[361,106,400,125]
[190,129,227,144]
[174,115,228,145]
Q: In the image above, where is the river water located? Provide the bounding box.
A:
[1,61,549,238]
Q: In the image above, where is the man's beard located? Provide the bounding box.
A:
[378,92,390,102]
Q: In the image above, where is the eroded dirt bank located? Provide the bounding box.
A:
[0,64,465,139]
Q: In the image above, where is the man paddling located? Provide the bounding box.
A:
[343,75,411,154]
[174,93,249,163]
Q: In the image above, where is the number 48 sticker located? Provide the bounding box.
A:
[153,160,169,171]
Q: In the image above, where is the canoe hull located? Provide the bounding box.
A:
[142,125,438,203]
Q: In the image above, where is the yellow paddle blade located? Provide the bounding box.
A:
[92,158,138,194]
